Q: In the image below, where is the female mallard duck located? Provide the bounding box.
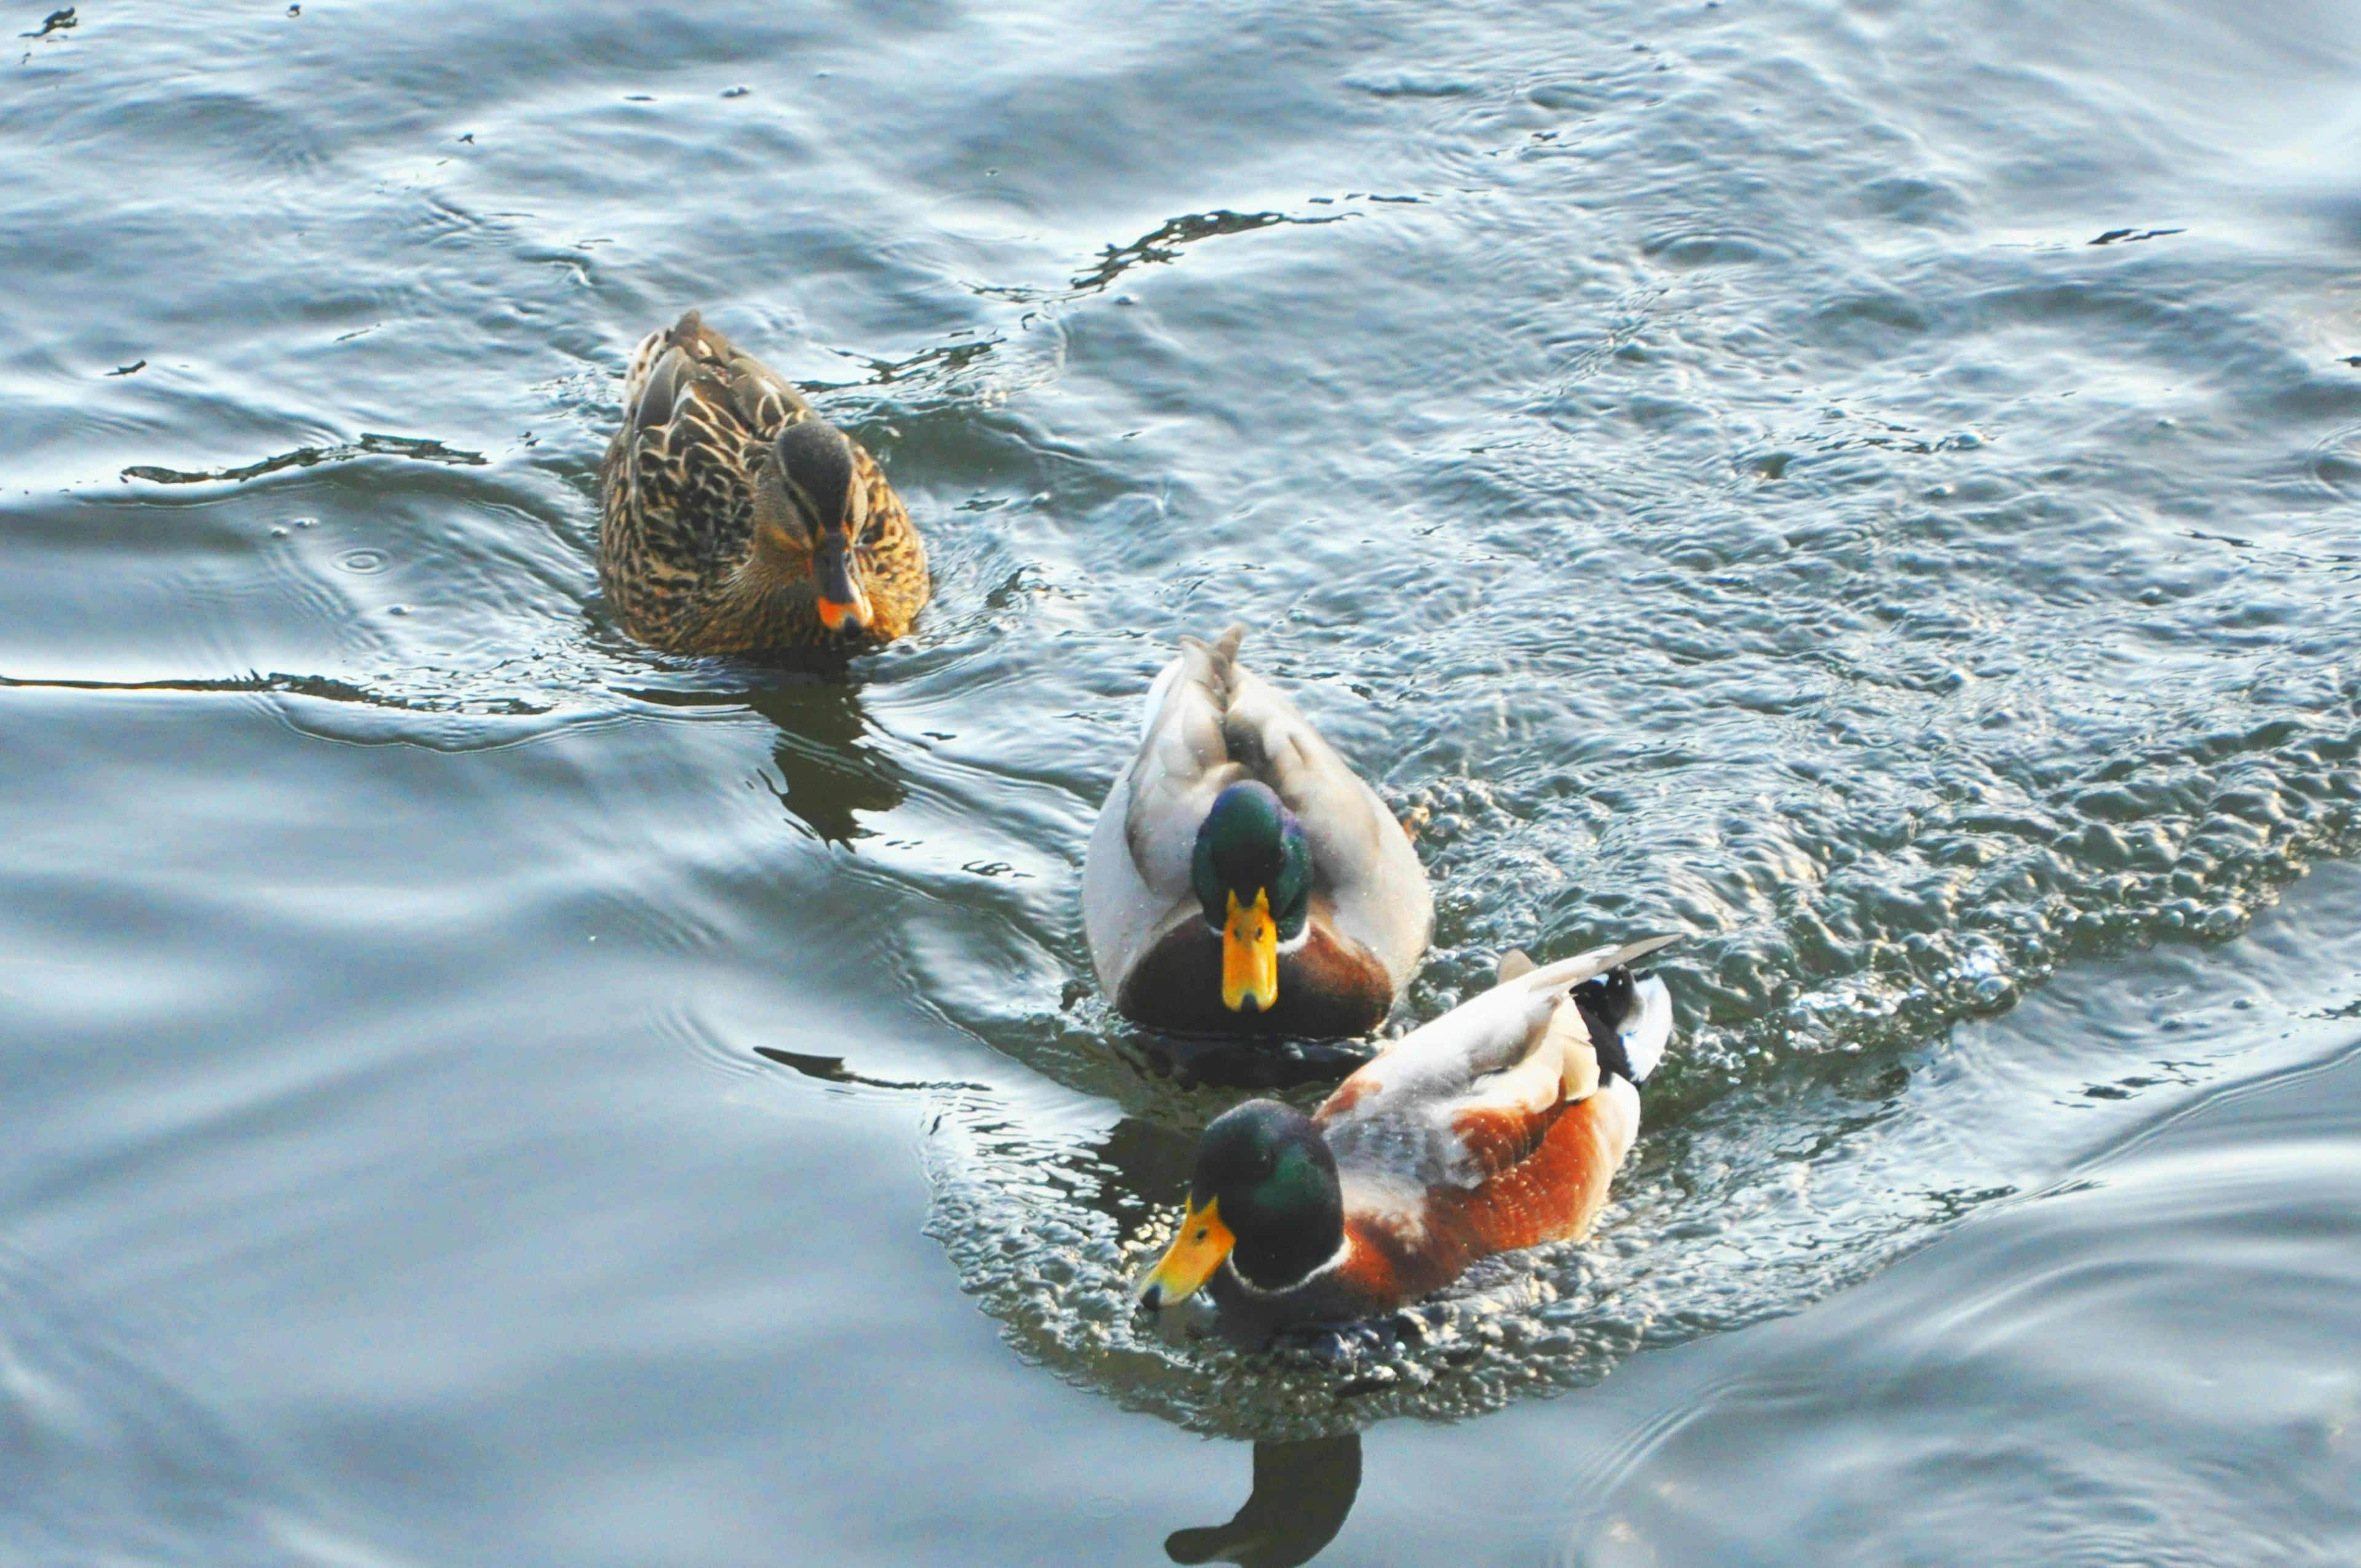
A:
[1136,935,1676,1342]
[598,310,929,653]
[1082,625,1432,1038]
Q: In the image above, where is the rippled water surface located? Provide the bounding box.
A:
[5,0,2360,1561]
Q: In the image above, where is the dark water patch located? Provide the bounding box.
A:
[977,208,1351,307]
[1164,1435,1361,1567]
[122,432,487,487]
[0,666,544,716]
[832,335,1002,390]
[1129,1033,1379,1093]
[752,1045,987,1094]
[1070,210,1299,294]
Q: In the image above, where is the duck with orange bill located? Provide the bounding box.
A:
[1081,625,1433,1039]
[597,310,930,654]
[1136,935,1677,1343]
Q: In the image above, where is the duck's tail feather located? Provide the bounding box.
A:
[622,311,724,437]
[1173,622,1249,711]
[1568,966,1675,1086]
[1137,655,1185,745]
[1619,974,1674,1083]
[1137,621,1246,743]
[1534,935,1677,1087]
[666,307,722,358]
[620,327,671,429]
[629,310,809,438]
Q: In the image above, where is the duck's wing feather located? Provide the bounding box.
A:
[1119,626,1249,898]
[1316,935,1679,1193]
[623,311,810,451]
[1211,630,1434,984]
[1081,633,1244,999]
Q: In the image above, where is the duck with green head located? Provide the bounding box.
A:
[1137,936,1679,1343]
[1083,625,1431,1038]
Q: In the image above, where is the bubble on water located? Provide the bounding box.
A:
[334,550,386,574]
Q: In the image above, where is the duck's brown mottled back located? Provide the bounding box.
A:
[597,311,929,653]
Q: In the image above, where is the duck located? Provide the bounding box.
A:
[1082,625,1433,1039]
[597,310,930,654]
[1135,935,1677,1343]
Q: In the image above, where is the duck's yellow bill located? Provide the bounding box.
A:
[1137,1197,1234,1310]
[1221,888,1278,1012]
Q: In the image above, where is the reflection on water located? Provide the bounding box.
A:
[1166,1436,1362,1568]
[745,680,906,849]
[0,1253,283,1561]
[752,1045,985,1095]
[1075,1114,1198,1229]
[629,674,908,848]
[1131,1034,1379,1093]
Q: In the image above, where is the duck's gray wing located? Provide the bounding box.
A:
[1216,646,1431,987]
[1120,625,1249,897]
[1082,628,1248,997]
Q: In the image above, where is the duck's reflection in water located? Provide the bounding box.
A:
[746,1030,1366,1568]
[1134,1034,1377,1093]
[1166,1435,1362,1568]
[743,678,905,848]
[1075,1115,1198,1226]
[629,674,907,848]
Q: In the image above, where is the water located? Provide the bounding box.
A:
[4,0,2359,1560]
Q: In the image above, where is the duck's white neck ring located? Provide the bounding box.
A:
[1223,1234,1353,1298]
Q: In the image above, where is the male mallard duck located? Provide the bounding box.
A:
[598,310,929,653]
[1082,625,1432,1038]
[1136,935,1676,1342]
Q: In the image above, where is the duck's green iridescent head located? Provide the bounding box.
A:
[1136,1099,1344,1309]
[1190,781,1313,1013]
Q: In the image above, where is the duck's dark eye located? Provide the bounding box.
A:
[1193,1228,1209,1242]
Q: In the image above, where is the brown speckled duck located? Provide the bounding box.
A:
[598,311,929,653]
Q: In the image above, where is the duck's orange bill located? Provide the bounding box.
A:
[1137,1197,1234,1310]
[812,535,873,633]
[1221,888,1278,1013]
[816,587,872,633]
